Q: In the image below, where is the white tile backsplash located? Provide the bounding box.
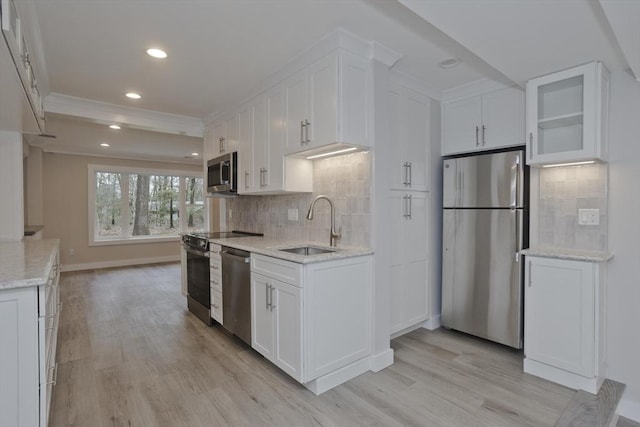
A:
[537,163,608,251]
[225,151,371,247]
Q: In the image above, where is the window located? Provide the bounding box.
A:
[89,165,204,245]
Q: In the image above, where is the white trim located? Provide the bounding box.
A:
[90,236,180,247]
[422,314,442,331]
[368,41,403,68]
[370,349,394,372]
[61,255,179,272]
[38,145,202,166]
[88,163,202,179]
[617,397,640,423]
[390,69,442,101]
[391,323,425,339]
[45,93,204,137]
[304,356,372,395]
[523,357,604,394]
[441,78,518,103]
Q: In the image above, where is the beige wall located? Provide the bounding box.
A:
[43,152,201,268]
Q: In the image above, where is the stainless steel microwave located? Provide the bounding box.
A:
[207,152,237,195]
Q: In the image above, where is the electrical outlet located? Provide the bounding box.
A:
[228,210,232,219]
[288,208,299,221]
[69,248,75,256]
[578,209,600,225]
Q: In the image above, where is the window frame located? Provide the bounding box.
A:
[88,164,203,246]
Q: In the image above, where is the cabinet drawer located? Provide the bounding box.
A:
[210,256,221,272]
[210,243,222,256]
[251,254,302,286]
[210,273,222,292]
[211,289,223,324]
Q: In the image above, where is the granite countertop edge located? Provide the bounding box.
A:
[208,236,373,264]
[0,239,60,290]
[521,247,613,262]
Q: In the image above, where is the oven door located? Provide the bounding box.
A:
[185,245,211,324]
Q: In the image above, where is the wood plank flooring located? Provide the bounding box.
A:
[51,263,589,426]
[555,379,625,427]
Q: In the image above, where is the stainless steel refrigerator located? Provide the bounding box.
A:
[442,148,528,349]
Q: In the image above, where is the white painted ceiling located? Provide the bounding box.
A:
[28,0,637,162]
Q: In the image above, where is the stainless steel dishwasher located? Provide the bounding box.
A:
[221,247,251,345]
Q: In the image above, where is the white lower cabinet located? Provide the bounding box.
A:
[0,245,60,427]
[250,253,372,394]
[389,191,429,335]
[524,255,606,394]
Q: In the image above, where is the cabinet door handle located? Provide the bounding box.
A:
[407,162,412,187]
[270,285,275,312]
[263,168,268,187]
[402,195,408,218]
[245,171,249,190]
[265,283,270,310]
[529,132,533,159]
[304,119,311,143]
[407,194,412,219]
[46,363,58,386]
[402,162,407,186]
[528,260,532,287]
[475,126,479,147]
[482,125,486,146]
[300,121,305,145]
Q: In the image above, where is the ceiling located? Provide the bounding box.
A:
[25,0,638,162]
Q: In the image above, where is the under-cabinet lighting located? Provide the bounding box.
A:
[109,124,121,130]
[146,48,167,59]
[191,152,199,156]
[306,147,357,160]
[125,92,141,99]
[541,161,596,168]
[100,143,110,147]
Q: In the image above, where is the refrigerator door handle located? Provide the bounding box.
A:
[513,209,521,262]
[510,155,520,209]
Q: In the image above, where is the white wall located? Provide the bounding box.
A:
[607,70,640,420]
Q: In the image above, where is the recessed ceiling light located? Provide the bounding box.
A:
[100,143,110,147]
[109,124,121,130]
[125,92,141,99]
[146,48,167,59]
[191,152,199,156]
[439,58,461,69]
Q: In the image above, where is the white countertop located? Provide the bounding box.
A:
[521,247,613,262]
[208,236,373,264]
[0,239,60,290]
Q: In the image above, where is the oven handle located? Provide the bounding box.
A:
[183,245,209,258]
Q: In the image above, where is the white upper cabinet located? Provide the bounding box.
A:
[442,86,524,156]
[526,62,609,166]
[388,76,430,191]
[238,90,312,195]
[0,0,45,133]
[210,114,238,158]
[285,50,370,155]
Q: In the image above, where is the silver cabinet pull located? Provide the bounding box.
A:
[46,363,58,386]
[270,285,275,312]
[407,162,412,187]
[304,119,310,143]
[265,283,270,310]
[219,136,226,153]
[528,260,532,287]
[245,171,249,190]
[529,132,533,159]
[407,194,412,219]
[475,126,479,146]
[482,125,486,146]
[262,168,268,188]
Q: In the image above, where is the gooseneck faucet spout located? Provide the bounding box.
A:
[306,195,342,247]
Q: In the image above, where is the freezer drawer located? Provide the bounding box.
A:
[443,150,524,208]
[442,209,523,348]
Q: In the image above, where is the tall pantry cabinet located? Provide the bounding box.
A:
[387,74,431,336]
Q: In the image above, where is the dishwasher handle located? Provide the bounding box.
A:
[221,249,250,263]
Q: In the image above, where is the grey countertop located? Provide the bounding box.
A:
[208,236,373,264]
[0,239,60,290]
[521,247,613,262]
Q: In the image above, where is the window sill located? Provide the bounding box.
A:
[89,235,180,247]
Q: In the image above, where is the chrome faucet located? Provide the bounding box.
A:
[306,195,342,247]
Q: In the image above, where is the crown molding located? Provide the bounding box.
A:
[441,78,520,103]
[44,93,204,137]
[369,41,403,68]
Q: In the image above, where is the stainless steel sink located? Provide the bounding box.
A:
[278,246,336,256]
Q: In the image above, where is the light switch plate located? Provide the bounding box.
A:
[578,209,599,225]
[288,208,298,221]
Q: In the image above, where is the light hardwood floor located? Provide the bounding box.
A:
[52,263,586,426]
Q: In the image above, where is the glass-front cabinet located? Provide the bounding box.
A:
[526,62,609,166]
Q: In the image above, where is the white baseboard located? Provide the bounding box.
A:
[304,356,371,395]
[523,357,603,395]
[61,255,180,272]
[422,314,441,330]
[370,348,394,372]
[617,397,640,422]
